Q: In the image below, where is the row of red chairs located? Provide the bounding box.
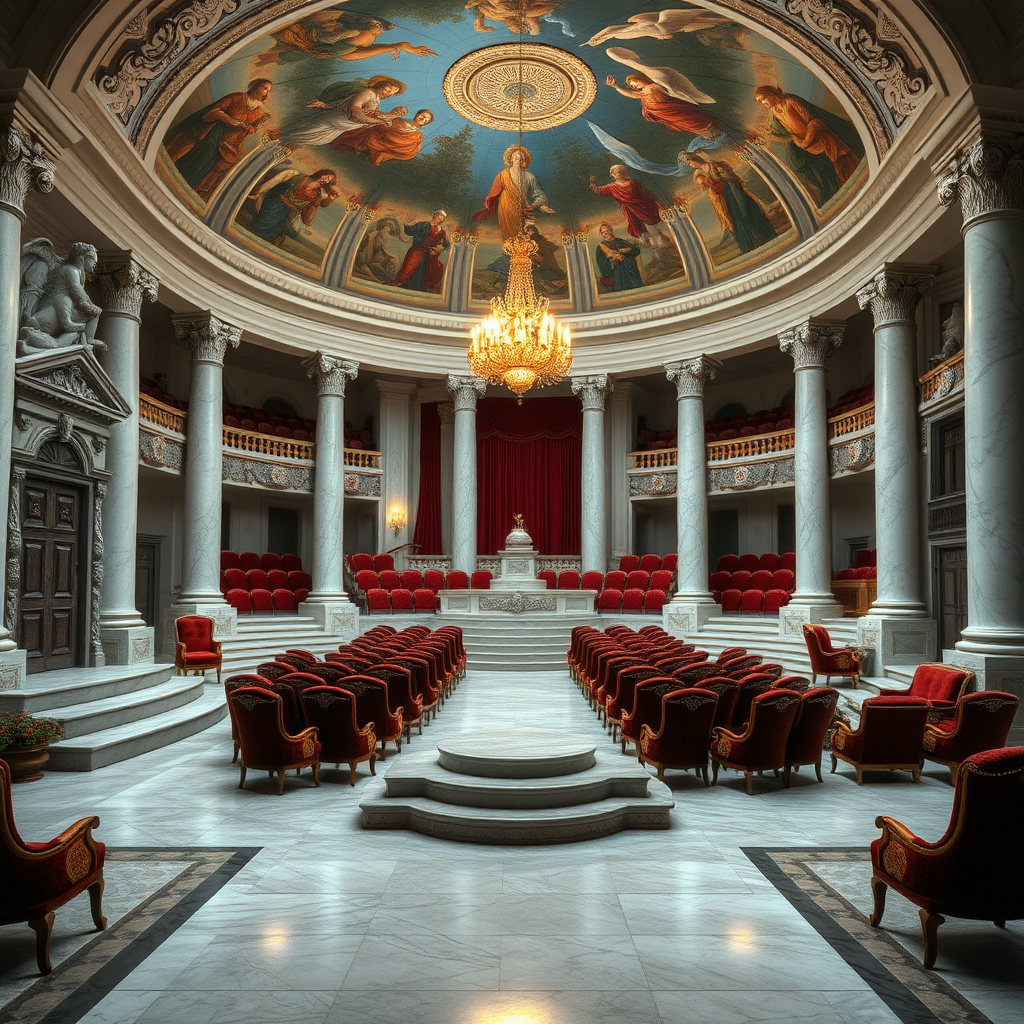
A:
[349,553,395,573]
[225,587,306,614]
[219,567,313,614]
[717,588,791,614]
[141,375,186,410]
[717,552,795,573]
[617,554,677,573]
[541,569,674,592]
[366,588,438,613]
[833,566,877,580]
[222,551,303,572]
[355,569,492,594]
[705,404,795,442]
[596,589,667,614]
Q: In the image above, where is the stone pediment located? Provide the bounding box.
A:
[15,346,130,424]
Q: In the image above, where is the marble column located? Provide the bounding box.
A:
[94,253,159,665]
[607,382,638,564]
[0,124,54,686]
[375,380,417,559]
[937,133,1024,735]
[663,357,720,635]
[778,320,844,635]
[446,374,485,575]
[571,375,612,574]
[165,313,240,642]
[438,402,455,556]
[856,265,937,668]
[302,352,359,636]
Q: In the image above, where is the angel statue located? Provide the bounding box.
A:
[513,513,525,529]
[18,239,104,357]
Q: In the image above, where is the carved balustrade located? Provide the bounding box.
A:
[139,393,185,434]
[918,350,964,406]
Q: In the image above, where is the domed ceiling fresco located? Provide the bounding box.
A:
[155,0,869,315]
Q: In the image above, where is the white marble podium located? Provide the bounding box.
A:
[491,521,547,592]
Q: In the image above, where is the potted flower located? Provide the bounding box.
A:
[0,710,65,782]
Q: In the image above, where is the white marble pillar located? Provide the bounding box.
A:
[375,380,417,559]
[856,265,937,667]
[937,133,1024,736]
[94,253,159,665]
[607,382,638,564]
[0,124,53,686]
[778,320,844,634]
[165,313,240,641]
[439,402,455,556]
[446,374,486,574]
[571,375,612,574]
[663,357,721,634]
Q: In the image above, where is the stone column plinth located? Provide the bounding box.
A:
[663,356,720,635]
[778,320,844,635]
[856,265,937,669]
[572,375,611,574]
[95,253,159,665]
[447,374,486,574]
[937,133,1024,741]
[164,313,240,644]
[302,352,359,639]
[0,123,54,687]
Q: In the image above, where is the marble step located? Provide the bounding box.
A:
[46,686,228,772]
[0,663,176,713]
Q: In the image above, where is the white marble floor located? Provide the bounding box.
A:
[3,667,1021,1024]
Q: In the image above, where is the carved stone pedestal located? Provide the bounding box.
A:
[663,599,717,637]
[303,601,360,640]
[942,650,1024,744]
[100,625,155,666]
[778,600,844,638]
[858,615,936,673]
[0,649,27,691]
[491,522,546,592]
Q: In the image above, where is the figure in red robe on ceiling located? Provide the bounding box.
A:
[332,109,433,165]
[394,210,449,293]
[589,164,671,247]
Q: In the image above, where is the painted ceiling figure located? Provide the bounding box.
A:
[466,0,570,36]
[582,9,729,46]
[354,216,402,283]
[472,145,555,242]
[590,164,671,247]
[244,168,340,247]
[395,210,450,293]
[165,79,274,200]
[754,85,861,203]
[595,222,643,291]
[280,77,406,148]
[255,9,437,66]
[333,109,433,165]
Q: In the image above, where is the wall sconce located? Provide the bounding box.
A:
[387,506,407,537]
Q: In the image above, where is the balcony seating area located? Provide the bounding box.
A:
[830,549,878,615]
[225,625,465,792]
[140,375,187,410]
[222,400,317,442]
[710,551,796,614]
[828,384,874,418]
[220,551,309,613]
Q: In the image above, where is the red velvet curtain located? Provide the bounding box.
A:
[413,401,443,554]
[476,397,581,555]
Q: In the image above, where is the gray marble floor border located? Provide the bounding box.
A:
[2,846,260,1024]
[743,847,991,1024]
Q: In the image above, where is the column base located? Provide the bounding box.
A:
[0,648,27,691]
[100,626,156,666]
[943,648,1024,744]
[164,603,237,653]
[857,615,936,672]
[663,596,717,637]
[779,597,844,638]
[303,601,360,640]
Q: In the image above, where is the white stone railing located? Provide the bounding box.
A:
[919,350,964,407]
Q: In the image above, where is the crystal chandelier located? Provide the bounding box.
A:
[467,4,572,403]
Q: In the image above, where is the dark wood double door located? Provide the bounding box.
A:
[20,478,85,673]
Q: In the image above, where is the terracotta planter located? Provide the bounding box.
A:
[2,742,50,783]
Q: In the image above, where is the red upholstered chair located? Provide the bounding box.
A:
[0,759,106,974]
[365,664,423,739]
[625,570,649,591]
[763,589,790,614]
[710,689,804,794]
[739,590,764,615]
[780,551,796,571]
[717,554,740,572]
[737,553,760,573]
[622,588,644,612]
[287,570,312,591]
[538,570,556,589]
[694,677,740,730]
[365,588,390,613]
[373,553,395,572]
[833,568,857,580]
[230,686,321,795]
[295,588,310,604]
[732,673,777,730]
[618,554,640,573]
[662,554,678,572]
[303,662,351,686]
[720,589,742,613]
[640,687,719,782]
[413,588,438,613]
[471,570,492,589]
[225,588,251,614]
[773,674,811,693]
[620,678,681,755]
[770,569,795,591]
[221,550,241,570]
[401,569,422,590]
[250,588,274,613]
[239,551,260,571]
[174,616,223,684]
[649,570,673,592]
[715,647,746,665]
[336,675,403,756]
[391,588,414,612]
[784,687,840,783]
[281,554,302,572]
[606,665,661,741]
[261,553,282,572]
[831,696,931,783]
[267,569,289,590]
[255,661,297,681]
[445,570,468,590]
[273,589,298,613]
[355,570,379,592]
[728,571,751,592]
[877,663,974,720]
[748,570,773,591]
[557,570,580,589]
[803,624,861,688]
[638,554,661,573]
[643,590,667,614]
[299,687,377,786]
[602,570,625,591]
[218,572,229,596]
[598,589,622,613]
[349,553,374,573]
[581,570,604,591]
[379,570,402,590]
[758,552,780,572]
[224,567,248,591]
[922,691,1018,774]
[424,569,446,592]
[855,566,877,580]
[869,747,1024,969]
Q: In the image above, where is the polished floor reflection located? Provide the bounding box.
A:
[2,667,1021,1024]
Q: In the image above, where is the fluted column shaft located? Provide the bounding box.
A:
[780,321,844,603]
[95,255,159,628]
[665,357,720,597]
[939,135,1024,654]
[572,375,611,574]
[447,375,485,574]
[173,314,240,603]
[857,267,933,614]
[304,353,358,601]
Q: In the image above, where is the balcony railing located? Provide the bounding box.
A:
[919,350,964,405]
[828,401,875,438]
[222,426,314,462]
[707,429,795,463]
[139,393,185,434]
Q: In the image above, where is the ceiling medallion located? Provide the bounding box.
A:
[443,43,597,132]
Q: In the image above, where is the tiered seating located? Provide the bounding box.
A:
[353,559,490,611]
[222,400,317,442]
[711,551,795,613]
[220,551,307,613]
[828,384,874,418]
[140,375,187,410]
[549,555,676,613]
[705,404,796,442]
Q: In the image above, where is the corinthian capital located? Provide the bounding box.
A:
[0,123,55,219]
[856,264,935,327]
[302,351,358,397]
[93,253,159,320]
[937,135,1024,224]
[779,320,845,370]
[446,374,486,411]
[571,374,612,411]
[664,355,722,399]
[171,312,241,365]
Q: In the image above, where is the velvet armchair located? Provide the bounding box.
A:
[620,678,681,756]
[784,687,840,783]
[878,663,974,722]
[830,695,930,783]
[922,691,1018,774]
[299,686,377,786]
[174,615,222,685]
[335,675,404,757]
[639,688,719,783]
[802,624,860,688]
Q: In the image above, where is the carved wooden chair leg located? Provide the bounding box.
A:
[232,742,239,764]
[312,762,320,787]
[369,754,377,775]
[238,764,247,789]
[855,767,864,784]
[815,760,823,783]
[656,766,665,781]
[701,763,710,787]
[349,762,358,786]
[744,770,754,795]
[920,909,944,969]
[783,766,792,788]
[869,874,887,926]
[276,769,286,795]
[88,876,107,931]
[830,754,838,774]
[711,760,720,786]
[29,912,55,975]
